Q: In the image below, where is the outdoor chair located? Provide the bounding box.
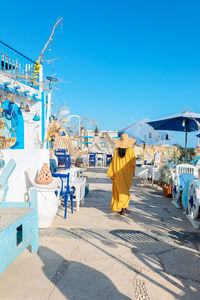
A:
[52,173,74,219]
[55,151,71,170]
[106,154,112,166]
[56,148,68,153]
[96,153,105,167]
[68,169,86,212]
[50,158,86,212]
[89,153,96,167]
[172,163,198,208]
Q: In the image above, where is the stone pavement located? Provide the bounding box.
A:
[0,167,200,300]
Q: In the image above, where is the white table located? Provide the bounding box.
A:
[56,167,84,182]
[135,165,160,186]
[144,165,161,186]
[135,166,149,180]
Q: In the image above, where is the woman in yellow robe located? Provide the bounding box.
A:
[107,134,136,215]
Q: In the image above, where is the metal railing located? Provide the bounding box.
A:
[0,41,40,90]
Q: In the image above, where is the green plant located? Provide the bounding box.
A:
[159,165,173,187]
[168,148,179,165]
[177,147,196,164]
[168,146,196,165]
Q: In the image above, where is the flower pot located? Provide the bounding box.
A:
[162,184,167,195]
[166,186,172,195]
[162,184,172,197]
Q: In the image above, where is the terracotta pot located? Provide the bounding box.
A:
[166,186,172,195]
[163,185,172,196]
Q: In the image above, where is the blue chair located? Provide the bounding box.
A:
[56,149,68,154]
[89,153,96,167]
[96,153,104,167]
[55,152,71,170]
[52,173,74,219]
[106,154,112,166]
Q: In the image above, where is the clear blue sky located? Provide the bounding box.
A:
[1,0,200,147]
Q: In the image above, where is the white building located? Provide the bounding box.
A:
[0,41,51,203]
[83,129,118,153]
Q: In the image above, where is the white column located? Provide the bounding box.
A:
[46,91,51,129]
[39,65,43,92]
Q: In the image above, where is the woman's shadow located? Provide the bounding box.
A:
[38,246,130,300]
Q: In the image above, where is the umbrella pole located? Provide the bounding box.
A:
[143,143,146,165]
[185,119,188,150]
[185,131,187,150]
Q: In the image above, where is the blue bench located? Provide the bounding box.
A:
[0,159,38,274]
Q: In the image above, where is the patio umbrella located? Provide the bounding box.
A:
[196,133,200,150]
[118,119,169,164]
[148,111,200,150]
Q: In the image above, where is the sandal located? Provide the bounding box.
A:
[119,208,125,215]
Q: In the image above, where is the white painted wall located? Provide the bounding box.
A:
[22,101,42,149]
[0,149,49,203]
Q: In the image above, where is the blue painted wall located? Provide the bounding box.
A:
[2,100,24,149]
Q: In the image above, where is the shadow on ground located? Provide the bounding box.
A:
[81,174,200,299]
[38,246,129,300]
[40,225,200,300]
[85,176,195,234]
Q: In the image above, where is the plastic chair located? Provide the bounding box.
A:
[55,152,71,170]
[106,154,112,166]
[50,156,86,212]
[56,149,68,154]
[89,153,96,167]
[69,168,86,211]
[172,164,198,208]
[52,173,74,219]
[96,153,104,167]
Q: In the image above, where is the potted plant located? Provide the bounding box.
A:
[159,165,173,196]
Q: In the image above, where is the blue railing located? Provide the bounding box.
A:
[0,41,40,90]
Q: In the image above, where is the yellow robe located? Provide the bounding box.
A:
[107,148,136,212]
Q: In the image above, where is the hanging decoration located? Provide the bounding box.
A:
[4,97,16,120]
[0,119,16,149]
[20,101,24,110]
[25,104,30,112]
[33,113,40,121]
[33,101,40,121]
